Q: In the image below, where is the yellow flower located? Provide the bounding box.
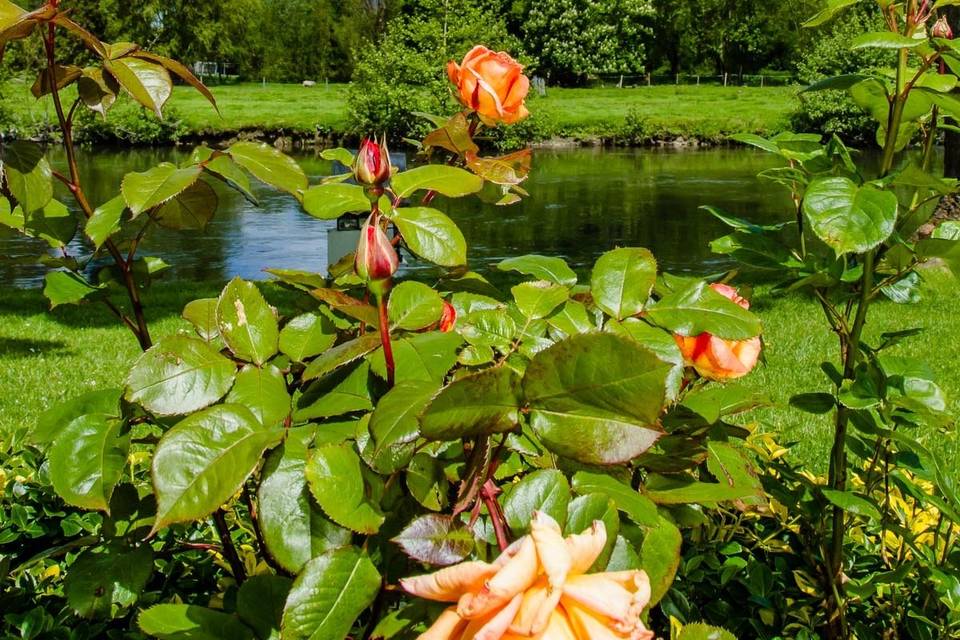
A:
[401,512,654,640]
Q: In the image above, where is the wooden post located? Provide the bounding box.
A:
[724,73,728,87]
[676,73,680,85]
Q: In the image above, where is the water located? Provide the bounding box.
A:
[0,147,793,288]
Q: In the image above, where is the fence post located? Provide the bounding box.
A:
[647,73,651,87]
[760,75,765,88]
[696,75,700,86]
[724,73,728,87]
[676,73,679,85]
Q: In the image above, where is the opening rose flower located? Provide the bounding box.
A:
[401,512,654,639]
[674,283,762,381]
[447,45,530,126]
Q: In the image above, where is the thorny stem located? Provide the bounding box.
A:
[376,291,395,387]
[480,480,509,551]
[212,510,247,584]
[43,12,153,351]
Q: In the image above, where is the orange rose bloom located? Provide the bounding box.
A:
[447,45,530,126]
[674,283,761,381]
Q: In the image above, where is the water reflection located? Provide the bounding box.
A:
[0,146,792,288]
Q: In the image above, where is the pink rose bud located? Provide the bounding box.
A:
[439,301,457,332]
[353,137,391,186]
[933,16,954,39]
[355,213,398,281]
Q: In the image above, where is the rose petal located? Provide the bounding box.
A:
[561,574,636,628]
[565,520,607,575]
[401,561,497,602]
[508,577,552,636]
[459,536,539,619]
[540,609,579,640]
[531,511,571,589]
[420,607,469,640]
[563,598,629,639]
[461,592,523,640]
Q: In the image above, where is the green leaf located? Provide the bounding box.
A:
[295,362,372,421]
[523,333,669,465]
[182,298,220,342]
[320,147,355,166]
[392,514,473,566]
[302,183,370,219]
[851,31,924,50]
[502,469,571,535]
[369,331,462,385]
[151,405,282,532]
[646,281,761,340]
[571,471,658,526]
[388,281,444,330]
[591,247,658,319]
[281,547,381,640]
[217,277,279,365]
[390,207,467,267]
[606,318,684,401]
[125,335,236,416]
[498,255,577,286]
[391,165,483,199]
[154,180,218,231]
[87,195,126,248]
[458,308,516,350]
[802,0,859,27]
[65,542,153,618]
[237,574,291,640]
[512,281,569,319]
[49,415,128,512]
[280,312,336,362]
[306,443,384,534]
[302,333,382,382]
[547,300,595,338]
[641,516,682,606]
[676,622,737,640]
[226,364,290,427]
[128,50,218,114]
[76,67,119,117]
[419,367,522,440]
[645,442,762,505]
[33,388,121,445]
[368,381,439,473]
[121,163,202,217]
[139,605,253,640]
[802,177,898,255]
[406,453,449,511]
[822,489,881,520]
[3,140,52,213]
[24,199,77,248]
[104,57,172,118]
[204,154,257,203]
[44,271,104,308]
[259,427,352,574]
[229,141,307,197]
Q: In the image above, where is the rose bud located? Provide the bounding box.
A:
[353,137,391,187]
[355,213,398,282]
[447,45,530,126]
[674,283,761,381]
[933,16,954,39]
[439,301,457,332]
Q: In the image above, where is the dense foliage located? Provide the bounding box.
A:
[2,1,960,640]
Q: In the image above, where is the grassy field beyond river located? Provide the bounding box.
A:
[3,81,800,144]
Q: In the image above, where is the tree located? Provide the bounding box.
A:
[522,0,653,83]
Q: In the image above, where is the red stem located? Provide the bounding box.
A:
[480,480,509,551]
[377,293,395,387]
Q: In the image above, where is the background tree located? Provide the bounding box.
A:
[521,0,653,84]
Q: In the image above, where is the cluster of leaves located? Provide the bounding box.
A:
[702,0,960,635]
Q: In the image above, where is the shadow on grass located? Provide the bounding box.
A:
[0,279,311,329]
[0,337,71,357]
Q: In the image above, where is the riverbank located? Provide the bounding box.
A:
[1,80,800,148]
[2,267,957,471]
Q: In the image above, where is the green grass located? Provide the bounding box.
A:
[1,267,957,472]
[1,80,799,142]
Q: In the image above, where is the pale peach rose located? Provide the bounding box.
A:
[447,45,530,125]
[402,512,654,639]
[674,283,761,381]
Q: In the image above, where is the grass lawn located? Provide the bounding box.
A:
[2,81,799,141]
[1,267,956,473]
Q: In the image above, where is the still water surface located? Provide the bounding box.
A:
[0,147,793,287]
